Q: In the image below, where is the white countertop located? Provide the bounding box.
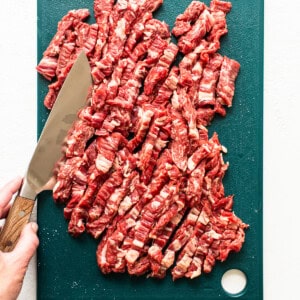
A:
[0,1,299,299]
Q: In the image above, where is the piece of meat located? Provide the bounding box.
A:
[149,203,186,278]
[172,87,199,142]
[64,120,95,158]
[95,132,126,174]
[144,43,178,96]
[78,106,107,129]
[45,9,90,57]
[106,59,128,101]
[144,19,170,40]
[152,66,179,108]
[82,23,99,56]
[172,1,205,37]
[158,206,202,277]
[200,209,248,274]
[127,106,154,152]
[118,173,145,215]
[56,42,76,77]
[207,10,227,44]
[36,56,58,81]
[53,157,86,203]
[196,106,216,127]
[125,181,179,265]
[144,36,169,66]
[93,2,140,81]
[171,199,212,280]
[91,0,115,65]
[178,49,199,88]
[121,20,170,86]
[124,12,153,55]
[62,139,99,219]
[171,220,205,280]
[42,83,59,110]
[74,22,91,49]
[196,53,224,108]
[87,170,123,225]
[210,0,232,14]
[87,171,137,239]
[188,61,203,105]
[187,142,212,172]
[68,166,102,236]
[36,9,90,82]
[140,129,170,184]
[216,56,240,107]
[137,109,170,177]
[178,9,215,54]
[63,182,87,220]
[186,160,206,207]
[184,231,214,279]
[149,192,185,240]
[107,61,148,110]
[94,0,115,20]
[170,108,189,172]
[139,0,163,14]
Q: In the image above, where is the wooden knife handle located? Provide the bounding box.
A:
[0,195,35,252]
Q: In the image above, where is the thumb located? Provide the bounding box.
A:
[12,222,39,265]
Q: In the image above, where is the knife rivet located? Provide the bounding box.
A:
[18,210,26,218]
[5,240,13,247]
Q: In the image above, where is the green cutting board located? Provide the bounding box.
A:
[37,0,263,299]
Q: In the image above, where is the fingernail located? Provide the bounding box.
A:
[31,222,38,232]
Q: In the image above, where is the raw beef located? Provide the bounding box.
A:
[38,0,247,281]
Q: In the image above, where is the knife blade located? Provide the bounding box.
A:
[0,51,92,252]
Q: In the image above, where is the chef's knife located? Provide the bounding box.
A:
[0,51,92,252]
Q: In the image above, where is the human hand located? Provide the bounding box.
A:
[0,177,39,300]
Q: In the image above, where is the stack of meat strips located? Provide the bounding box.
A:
[37,0,248,280]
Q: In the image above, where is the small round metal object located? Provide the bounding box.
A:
[5,240,13,247]
[18,210,26,218]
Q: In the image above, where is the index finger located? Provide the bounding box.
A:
[0,176,23,218]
